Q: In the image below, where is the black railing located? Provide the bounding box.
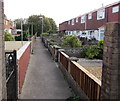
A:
[5,50,18,100]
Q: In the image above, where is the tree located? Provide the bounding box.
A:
[4,32,14,41]
[14,18,23,29]
[14,15,57,37]
[48,18,57,33]
[28,15,57,36]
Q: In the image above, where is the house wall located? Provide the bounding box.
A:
[59,2,120,41]
[4,16,16,34]
[59,21,68,31]
[107,3,120,22]
[86,9,107,30]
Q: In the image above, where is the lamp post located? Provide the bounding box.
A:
[39,16,43,36]
[31,24,33,37]
[28,27,30,41]
[21,20,24,45]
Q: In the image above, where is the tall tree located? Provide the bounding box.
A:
[28,15,57,36]
[48,18,57,33]
[15,15,57,37]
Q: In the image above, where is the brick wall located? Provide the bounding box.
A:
[0,0,7,100]
[59,2,120,32]
[18,43,31,93]
[101,23,120,99]
[107,3,120,23]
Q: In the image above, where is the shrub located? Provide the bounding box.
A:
[79,40,104,59]
[41,33,49,36]
[98,40,104,49]
[62,35,82,48]
[35,32,37,37]
[4,32,14,41]
[79,46,88,58]
[97,40,104,59]
[85,45,99,59]
[49,39,57,45]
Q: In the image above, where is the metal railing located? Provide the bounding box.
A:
[5,50,18,100]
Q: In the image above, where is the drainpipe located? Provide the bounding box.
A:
[85,15,87,30]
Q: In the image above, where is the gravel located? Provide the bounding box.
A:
[77,58,102,80]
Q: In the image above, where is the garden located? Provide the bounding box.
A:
[41,33,104,60]
[41,33,103,80]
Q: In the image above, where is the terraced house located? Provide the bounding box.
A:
[59,1,120,41]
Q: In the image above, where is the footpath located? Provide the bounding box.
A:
[20,38,72,99]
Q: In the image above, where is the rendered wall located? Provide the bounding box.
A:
[0,0,7,100]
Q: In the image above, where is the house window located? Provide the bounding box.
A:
[99,28,105,40]
[72,19,74,25]
[97,9,105,20]
[112,6,119,13]
[82,32,86,35]
[81,16,86,23]
[88,13,92,19]
[76,30,80,34]
[76,18,78,23]
[68,21,70,25]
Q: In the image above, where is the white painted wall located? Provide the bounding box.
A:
[65,29,104,41]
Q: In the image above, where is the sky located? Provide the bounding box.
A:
[4,0,119,27]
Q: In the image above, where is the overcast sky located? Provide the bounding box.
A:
[4,0,119,26]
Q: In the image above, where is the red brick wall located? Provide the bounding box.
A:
[86,9,107,30]
[107,3,120,22]
[59,2,120,31]
[59,21,68,31]
[18,44,31,93]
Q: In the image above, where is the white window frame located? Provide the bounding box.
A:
[88,13,92,20]
[76,18,78,23]
[81,16,85,24]
[97,9,105,20]
[68,21,70,25]
[72,19,74,25]
[112,6,119,13]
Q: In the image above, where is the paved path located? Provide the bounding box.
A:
[20,38,72,99]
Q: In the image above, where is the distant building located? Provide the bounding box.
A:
[4,14,17,35]
[59,1,120,41]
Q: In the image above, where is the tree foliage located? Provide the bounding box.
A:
[14,15,57,37]
[27,15,57,36]
[15,31,28,41]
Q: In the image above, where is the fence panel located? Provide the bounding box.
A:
[59,52,69,70]
[70,61,101,100]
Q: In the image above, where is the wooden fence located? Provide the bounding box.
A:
[59,51,101,100]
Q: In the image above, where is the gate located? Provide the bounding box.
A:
[5,50,18,100]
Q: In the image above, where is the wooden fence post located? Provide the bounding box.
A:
[68,57,79,73]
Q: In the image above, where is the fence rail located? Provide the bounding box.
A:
[59,51,101,100]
